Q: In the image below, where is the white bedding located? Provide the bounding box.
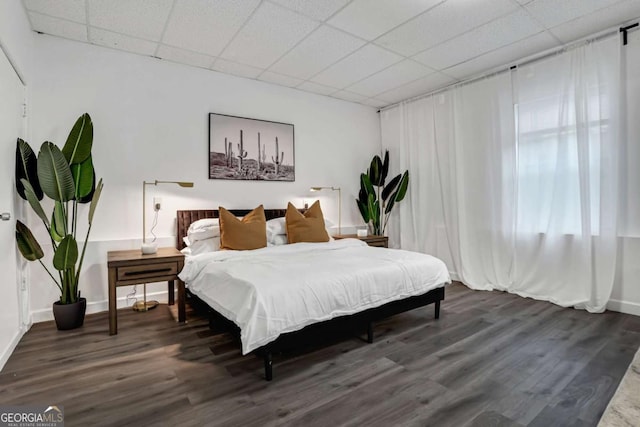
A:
[179,238,451,354]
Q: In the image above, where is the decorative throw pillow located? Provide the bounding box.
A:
[219,205,267,250]
[285,201,330,243]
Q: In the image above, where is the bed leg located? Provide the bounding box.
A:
[367,322,374,343]
[264,351,273,381]
[435,300,441,319]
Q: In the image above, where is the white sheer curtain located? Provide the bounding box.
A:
[382,36,622,312]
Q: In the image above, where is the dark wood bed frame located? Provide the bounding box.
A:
[176,209,445,381]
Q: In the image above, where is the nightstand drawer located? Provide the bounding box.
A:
[366,238,388,248]
[333,234,389,248]
[116,262,178,281]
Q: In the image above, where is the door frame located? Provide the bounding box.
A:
[0,39,29,330]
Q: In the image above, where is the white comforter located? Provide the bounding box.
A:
[179,239,450,354]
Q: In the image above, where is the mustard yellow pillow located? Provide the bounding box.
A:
[219,205,267,250]
[286,201,330,243]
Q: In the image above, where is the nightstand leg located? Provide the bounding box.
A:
[168,280,175,305]
[108,267,117,335]
[178,279,186,323]
[264,350,273,381]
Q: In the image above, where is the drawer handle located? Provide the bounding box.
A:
[124,268,173,276]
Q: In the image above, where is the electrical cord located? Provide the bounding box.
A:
[150,209,159,243]
[126,285,137,307]
[130,209,160,308]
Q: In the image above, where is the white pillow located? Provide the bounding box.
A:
[188,218,219,231]
[187,218,220,243]
[266,217,287,236]
[188,227,220,242]
[182,237,220,255]
[269,234,288,246]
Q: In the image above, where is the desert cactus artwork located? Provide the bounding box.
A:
[272,137,285,175]
[224,137,234,167]
[209,113,294,181]
[237,130,248,172]
[257,132,263,171]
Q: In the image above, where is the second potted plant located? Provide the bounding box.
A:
[356,150,409,236]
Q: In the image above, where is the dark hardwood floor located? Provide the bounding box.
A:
[1,283,639,427]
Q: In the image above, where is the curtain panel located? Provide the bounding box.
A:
[381,36,622,312]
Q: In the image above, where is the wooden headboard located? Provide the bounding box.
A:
[176,209,289,249]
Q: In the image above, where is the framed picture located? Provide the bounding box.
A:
[208,113,295,181]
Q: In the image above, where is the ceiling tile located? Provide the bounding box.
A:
[259,71,303,87]
[90,28,157,55]
[328,0,443,41]
[157,45,214,68]
[87,0,173,40]
[443,32,558,80]
[524,0,624,29]
[548,0,640,44]
[311,44,403,89]
[331,90,369,103]
[297,81,339,96]
[347,59,433,97]
[221,2,320,69]
[29,12,88,42]
[163,0,261,56]
[268,0,350,21]
[268,25,365,80]
[211,58,263,79]
[413,10,545,71]
[377,72,456,103]
[360,98,388,108]
[23,0,86,23]
[375,0,518,56]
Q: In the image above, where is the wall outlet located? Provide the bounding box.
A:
[153,197,162,211]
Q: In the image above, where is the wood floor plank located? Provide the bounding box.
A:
[1,283,638,427]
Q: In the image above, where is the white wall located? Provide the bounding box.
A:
[0,1,33,370]
[27,34,380,322]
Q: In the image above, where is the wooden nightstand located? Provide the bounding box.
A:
[334,234,389,248]
[107,247,185,335]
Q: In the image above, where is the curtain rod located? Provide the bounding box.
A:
[378,18,639,113]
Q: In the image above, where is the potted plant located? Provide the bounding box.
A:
[15,113,103,330]
[356,150,409,236]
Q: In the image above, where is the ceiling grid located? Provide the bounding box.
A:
[21,0,640,108]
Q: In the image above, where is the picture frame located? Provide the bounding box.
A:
[208,113,295,181]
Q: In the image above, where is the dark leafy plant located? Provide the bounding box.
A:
[15,113,104,304]
[356,150,409,236]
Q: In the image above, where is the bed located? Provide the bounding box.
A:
[176,209,451,380]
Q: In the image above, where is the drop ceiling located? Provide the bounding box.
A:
[22,0,640,109]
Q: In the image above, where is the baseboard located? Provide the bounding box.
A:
[0,326,29,371]
[607,299,640,316]
[30,290,170,323]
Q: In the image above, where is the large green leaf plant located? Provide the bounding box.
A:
[15,113,103,304]
[356,150,409,236]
